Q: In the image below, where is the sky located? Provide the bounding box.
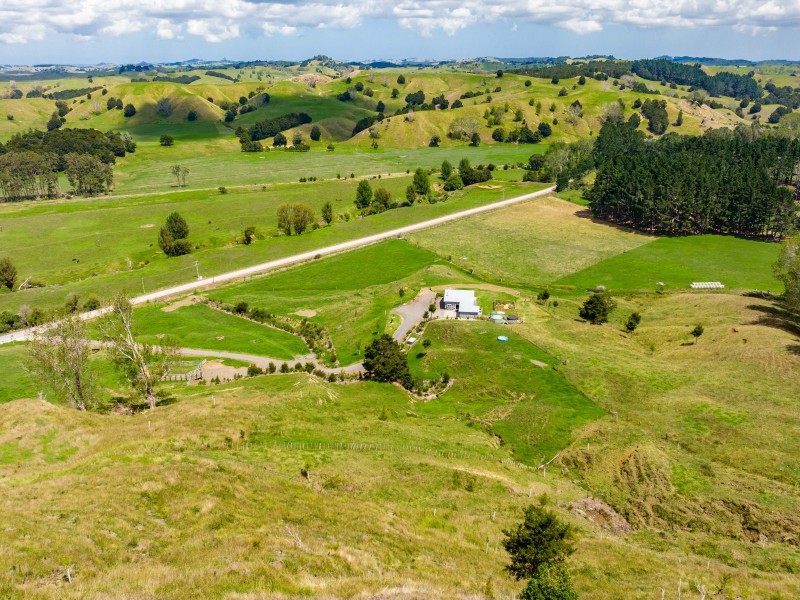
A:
[2,0,800,65]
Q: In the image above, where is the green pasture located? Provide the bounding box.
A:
[134,303,308,360]
[409,321,604,464]
[408,195,652,287]
[555,235,783,294]
[0,180,546,314]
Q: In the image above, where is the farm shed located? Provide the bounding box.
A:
[442,289,482,319]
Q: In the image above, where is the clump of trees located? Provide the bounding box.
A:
[277,203,315,235]
[158,211,192,256]
[242,113,312,142]
[64,153,113,196]
[589,121,798,237]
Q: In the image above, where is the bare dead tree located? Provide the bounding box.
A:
[99,293,176,409]
[26,313,96,411]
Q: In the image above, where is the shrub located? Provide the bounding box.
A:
[159,135,174,147]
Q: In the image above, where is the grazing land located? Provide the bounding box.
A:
[1,57,800,599]
[556,235,783,294]
[134,303,309,360]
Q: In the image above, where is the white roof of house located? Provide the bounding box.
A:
[443,289,476,305]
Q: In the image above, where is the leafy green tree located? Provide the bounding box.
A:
[397,74,406,84]
[538,122,552,137]
[0,257,16,290]
[579,293,616,324]
[691,324,705,344]
[376,100,385,113]
[674,110,683,126]
[413,167,430,196]
[64,153,113,196]
[492,127,506,142]
[355,179,373,209]
[273,132,287,147]
[363,334,411,387]
[372,187,392,212]
[242,226,256,245]
[123,104,136,117]
[321,201,334,224]
[159,135,174,147]
[519,564,578,600]
[277,203,316,235]
[578,75,586,85]
[502,504,576,581]
[443,173,464,191]
[159,212,190,256]
[405,185,416,204]
[26,313,97,411]
[429,135,440,147]
[441,160,452,180]
[775,234,800,309]
[310,125,321,141]
[470,132,481,146]
[46,112,63,131]
[187,110,198,121]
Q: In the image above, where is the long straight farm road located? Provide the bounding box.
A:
[0,186,555,345]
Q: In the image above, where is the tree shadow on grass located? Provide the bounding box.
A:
[787,343,800,356]
[573,209,657,238]
[747,302,800,338]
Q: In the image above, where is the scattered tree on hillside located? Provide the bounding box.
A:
[155,98,173,117]
[0,257,17,291]
[371,187,392,212]
[774,234,800,309]
[100,293,176,410]
[310,125,321,141]
[187,110,198,121]
[321,201,334,224]
[273,132,287,147]
[355,179,373,209]
[412,167,430,196]
[625,312,641,333]
[363,334,412,387]
[503,503,577,581]
[170,164,189,188]
[405,185,416,205]
[26,313,97,411]
[690,324,705,344]
[441,160,452,180]
[519,564,578,600]
[429,135,440,147]
[242,225,256,245]
[123,104,136,117]
[158,211,191,257]
[397,74,406,84]
[470,132,481,146]
[579,293,616,324]
[159,135,174,147]
[277,203,315,235]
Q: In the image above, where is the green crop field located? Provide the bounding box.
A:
[134,303,309,360]
[555,235,783,294]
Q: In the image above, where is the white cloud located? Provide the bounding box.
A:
[0,0,799,44]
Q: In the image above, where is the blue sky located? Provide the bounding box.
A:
[2,1,800,65]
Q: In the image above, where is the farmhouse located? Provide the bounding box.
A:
[442,289,482,319]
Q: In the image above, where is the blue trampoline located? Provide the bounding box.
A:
[497,335,509,342]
